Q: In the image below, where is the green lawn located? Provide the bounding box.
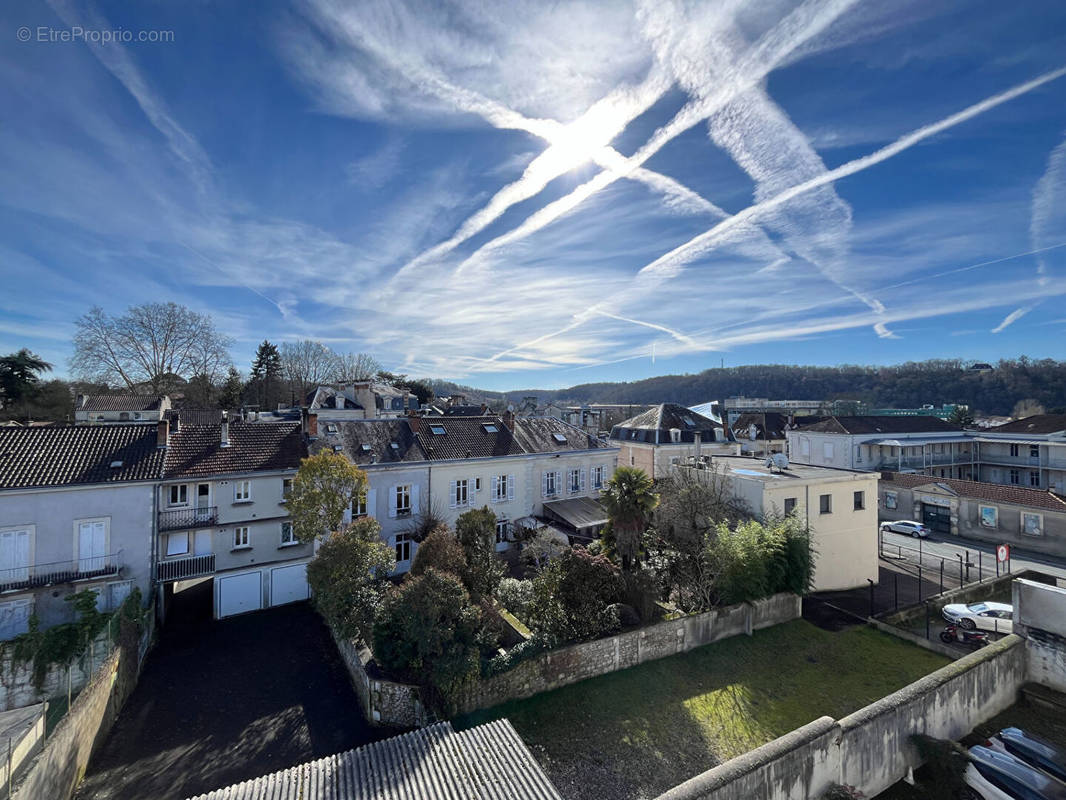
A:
[455,620,950,800]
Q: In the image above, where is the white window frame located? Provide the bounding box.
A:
[1029,471,1040,487]
[493,474,514,503]
[165,531,190,557]
[1009,469,1020,485]
[282,478,293,501]
[819,494,832,515]
[233,526,250,549]
[453,479,468,508]
[352,493,368,518]
[395,485,412,516]
[0,526,33,584]
[495,518,509,546]
[568,468,582,494]
[784,497,797,515]
[1021,512,1043,537]
[591,465,604,490]
[544,471,558,497]
[234,480,252,502]
[394,533,413,563]
[167,484,188,507]
[74,518,109,573]
[280,522,297,546]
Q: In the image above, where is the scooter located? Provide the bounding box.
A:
[939,624,990,648]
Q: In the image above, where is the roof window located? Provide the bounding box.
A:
[326,423,339,434]
[109,460,124,469]
[361,443,372,452]
[390,442,400,450]
[552,433,568,444]
[430,425,447,435]
[482,423,499,433]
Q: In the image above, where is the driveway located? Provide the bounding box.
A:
[77,582,389,800]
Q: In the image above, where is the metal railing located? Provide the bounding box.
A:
[158,506,218,532]
[0,553,122,594]
[155,553,216,582]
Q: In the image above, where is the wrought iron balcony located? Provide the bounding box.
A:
[158,506,218,532]
[0,553,122,594]
[156,553,216,583]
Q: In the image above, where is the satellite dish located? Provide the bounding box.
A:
[765,453,789,472]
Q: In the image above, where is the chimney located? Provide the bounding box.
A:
[719,417,733,443]
[308,411,318,438]
[220,411,230,448]
[694,431,701,462]
[171,414,180,433]
[156,419,169,448]
[503,408,515,432]
[480,403,488,416]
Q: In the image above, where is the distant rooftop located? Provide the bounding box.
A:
[792,415,962,435]
[706,454,876,484]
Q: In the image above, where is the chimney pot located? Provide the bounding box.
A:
[220,411,230,447]
[156,419,169,448]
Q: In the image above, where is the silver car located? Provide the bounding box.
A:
[880,520,931,538]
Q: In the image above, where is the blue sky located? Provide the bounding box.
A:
[1,0,1065,392]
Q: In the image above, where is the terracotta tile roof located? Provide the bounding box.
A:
[795,416,961,435]
[882,471,1066,512]
[78,394,163,412]
[164,422,306,479]
[0,425,164,489]
[988,414,1066,435]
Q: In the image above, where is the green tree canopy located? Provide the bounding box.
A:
[410,524,467,579]
[527,546,624,642]
[454,506,505,600]
[600,467,658,571]
[307,518,395,643]
[288,451,367,542]
[0,349,52,407]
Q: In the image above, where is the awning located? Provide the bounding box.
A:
[542,497,608,531]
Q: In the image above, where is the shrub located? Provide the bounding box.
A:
[482,633,552,678]
[455,507,506,601]
[307,518,395,643]
[372,568,490,698]
[527,547,624,641]
[410,524,466,579]
[495,578,534,620]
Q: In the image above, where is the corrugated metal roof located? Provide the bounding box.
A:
[186,720,562,800]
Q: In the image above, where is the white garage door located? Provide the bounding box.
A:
[217,571,263,618]
[270,563,310,607]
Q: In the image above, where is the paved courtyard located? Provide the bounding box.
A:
[77,582,387,800]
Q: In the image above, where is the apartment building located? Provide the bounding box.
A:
[973,415,1066,494]
[155,415,311,619]
[307,383,419,420]
[0,425,163,638]
[610,403,737,480]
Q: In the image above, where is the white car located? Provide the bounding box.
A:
[942,601,1013,633]
[879,520,931,538]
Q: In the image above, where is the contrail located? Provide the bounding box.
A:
[991,305,1034,333]
[877,241,1066,291]
[586,309,701,349]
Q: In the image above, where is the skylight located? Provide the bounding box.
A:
[482,423,498,433]
[361,443,372,452]
[683,416,695,426]
[390,442,400,449]
[430,425,447,435]
[552,433,568,443]
[326,423,339,434]
[109,460,124,468]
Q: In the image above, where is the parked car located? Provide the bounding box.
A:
[987,728,1066,783]
[942,602,1014,633]
[879,520,931,538]
[965,745,1066,799]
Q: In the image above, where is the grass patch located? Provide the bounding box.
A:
[455,619,950,800]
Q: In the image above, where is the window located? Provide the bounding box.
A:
[326,423,339,434]
[1030,445,1040,459]
[819,494,832,514]
[495,519,509,545]
[453,479,468,508]
[1009,469,1020,485]
[0,528,31,582]
[168,485,188,506]
[493,474,514,502]
[800,437,810,458]
[100,581,133,612]
[630,454,635,466]
[282,478,293,501]
[474,477,482,492]
[1010,443,1020,457]
[591,465,605,489]
[552,433,568,444]
[1022,512,1043,536]
[784,497,797,515]
[822,442,834,461]
[395,533,412,563]
[77,519,107,572]
[430,424,447,435]
[568,468,582,493]
[395,485,411,516]
[543,470,558,497]
[233,527,250,548]
[165,532,189,557]
[482,423,498,433]
[352,493,368,517]
[979,506,997,528]
[234,480,251,502]
[0,599,33,641]
[1030,471,1040,487]
[885,491,898,510]
[854,491,865,511]
[280,522,296,545]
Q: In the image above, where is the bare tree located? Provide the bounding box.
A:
[333,352,381,383]
[280,340,338,403]
[71,303,233,395]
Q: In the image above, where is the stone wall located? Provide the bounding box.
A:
[0,631,115,712]
[335,593,801,727]
[657,634,1027,800]
[12,614,153,800]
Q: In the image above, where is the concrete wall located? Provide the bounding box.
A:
[1013,578,1066,693]
[339,593,800,727]
[0,629,115,712]
[12,614,153,800]
[0,483,154,631]
[0,703,45,790]
[657,634,1026,800]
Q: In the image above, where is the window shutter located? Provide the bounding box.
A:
[367,489,377,517]
[388,487,398,518]
[580,468,586,491]
[507,474,515,501]
[450,481,457,509]
[493,476,501,501]
[411,485,420,515]
[555,471,562,494]
[542,472,548,498]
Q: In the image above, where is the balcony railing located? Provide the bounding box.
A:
[0,553,122,594]
[158,506,218,532]
[156,553,216,583]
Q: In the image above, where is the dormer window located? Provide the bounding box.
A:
[326,423,339,434]
[552,433,567,444]
[361,443,372,452]
[482,423,498,433]
[332,445,343,452]
[430,425,447,435]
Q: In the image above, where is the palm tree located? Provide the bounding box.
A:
[601,466,658,571]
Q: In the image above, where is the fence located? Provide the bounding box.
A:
[878,529,1011,602]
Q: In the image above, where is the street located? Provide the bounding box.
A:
[880,529,1066,582]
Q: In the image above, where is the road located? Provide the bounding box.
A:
[880,529,1066,582]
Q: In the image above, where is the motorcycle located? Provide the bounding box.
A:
[939,624,990,648]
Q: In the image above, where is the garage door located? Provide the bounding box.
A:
[217,571,263,618]
[922,503,952,534]
[270,563,310,607]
